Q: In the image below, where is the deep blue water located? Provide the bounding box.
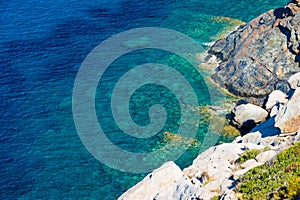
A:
[1,0,288,199]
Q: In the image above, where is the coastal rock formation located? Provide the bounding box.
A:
[119,131,300,200]
[118,162,200,200]
[265,90,288,110]
[288,71,300,89]
[120,71,300,199]
[119,2,300,200]
[231,103,268,129]
[275,87,300,133]
[209,0,300,104]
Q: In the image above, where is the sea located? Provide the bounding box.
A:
[1,0,288,199]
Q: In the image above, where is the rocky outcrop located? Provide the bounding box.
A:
[119,70,300,200]
[209,0,300,105]
[231,103,268,130]
[288,71,300,89]
[119,131,300,200]
[264,90,288,110]
[275,87,300,133]
[119,2,300,199]
[118,162,200,200]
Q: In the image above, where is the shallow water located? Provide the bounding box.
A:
[1,0,289,199]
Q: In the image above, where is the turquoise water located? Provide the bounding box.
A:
[1,0,288,199]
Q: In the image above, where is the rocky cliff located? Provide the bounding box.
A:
[119,1,300,199]
[119,87,300,200]
[209,0,300,105]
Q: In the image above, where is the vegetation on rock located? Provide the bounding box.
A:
[237,142,300,199]
[238,149,260,164]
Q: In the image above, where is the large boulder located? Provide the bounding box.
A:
[265,90,288,110]
[240,131,263,145]
[255,150,277,163]
[275,87,300,133]
[118,161,199,200]
[288,71,300,89]
[231,103,268,129]
[209,1,300,104]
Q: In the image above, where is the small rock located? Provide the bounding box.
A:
[260,136,279,146]
[243,143,265,150]
[288,72,300,90]
[219,178,236,194]
[205,175,228,192]
[233,157,265,181]
[265,90,287,110]
[241,159,261,169]
[233,168,251,180]
[232,104,268,129]
[294,131,300,142]
[241,131,262,145]
[255,150,277,163]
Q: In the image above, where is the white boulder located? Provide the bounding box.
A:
[232,104,268,128]
[275,88,300,133]
[288,72,300,89]
[118,161,198,200]
[255,150,277,163]
[265,90,287,110]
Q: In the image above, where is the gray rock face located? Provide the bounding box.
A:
[265,90,287,110]
[241,159,262,169]
[183,143,245,199]
[232,104,268,129]
[118,161,199,200]
[255,150,277,163]
[119,131,299,200]
[241,131,262,145]
[119,2,300,199]
[275,87,300,133]
[288,71,300,89]
[209,1,300,103]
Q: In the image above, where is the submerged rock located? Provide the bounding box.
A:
[162,131,201,148]
[209,1,300,104]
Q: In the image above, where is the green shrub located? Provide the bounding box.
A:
[238,149,260,164]
[263,146,272,151]
[211,195,220,200]
[237,142,300,199]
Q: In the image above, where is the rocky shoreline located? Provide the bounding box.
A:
[119,1,300,199]
[209,0,300,105]
[119,87,300,199]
